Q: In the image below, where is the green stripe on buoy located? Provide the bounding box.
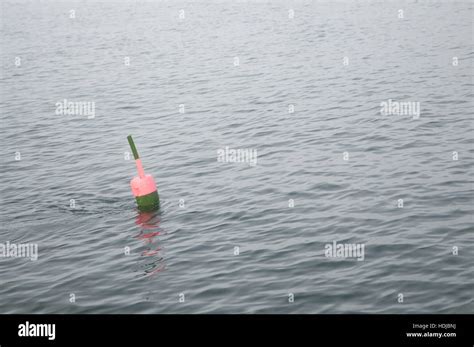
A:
[135,191,160,211]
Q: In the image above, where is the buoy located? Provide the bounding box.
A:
[127,135,160,211]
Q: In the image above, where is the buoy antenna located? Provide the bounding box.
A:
[127,135,140,160]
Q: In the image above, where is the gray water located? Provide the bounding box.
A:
[0,1,473,314]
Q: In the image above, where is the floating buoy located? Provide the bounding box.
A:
[127,135,160,211]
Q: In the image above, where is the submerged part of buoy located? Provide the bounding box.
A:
[127,135,160,211]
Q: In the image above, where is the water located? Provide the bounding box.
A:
[0,1,473,313]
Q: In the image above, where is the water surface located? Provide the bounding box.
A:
[0,1,473,313]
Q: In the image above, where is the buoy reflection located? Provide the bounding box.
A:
[134,210,165,278]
